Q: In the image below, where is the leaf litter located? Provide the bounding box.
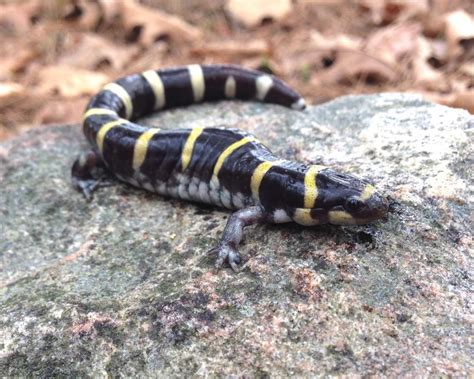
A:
[0,0,472,139]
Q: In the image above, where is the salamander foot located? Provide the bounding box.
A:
[208,206,266,271]
[71,149,109,201]
[209,244,242,271]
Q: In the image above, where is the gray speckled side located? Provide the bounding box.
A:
[1,94,472,377]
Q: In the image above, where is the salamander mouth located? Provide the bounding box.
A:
[353,194,390,224]
[327,193,389,225]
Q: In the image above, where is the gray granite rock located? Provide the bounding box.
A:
[1,94,472,377]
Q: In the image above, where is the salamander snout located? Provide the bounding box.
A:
[324,179,389,225]
[342,189,389,224]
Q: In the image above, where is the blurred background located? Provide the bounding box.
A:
[0,0,472,140]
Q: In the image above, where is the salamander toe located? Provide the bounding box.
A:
[209,243,242,271]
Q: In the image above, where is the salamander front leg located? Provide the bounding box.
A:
[71,149,108,200]
[208,205,267,271]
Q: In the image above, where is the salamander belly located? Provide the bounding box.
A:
[120,172,255,210]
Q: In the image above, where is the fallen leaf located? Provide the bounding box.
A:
[241,57,283,76]
[444,9,474,60]
[125,43,168,73]
[315,50,397,85]
[420,90,474,114]
[0,0,40,35]
[97,0,122,24]
[0,48,38,80]
[293,31,362,75]
[299,0,346,3]
[310,30,362,51]
[447,91,474,114]
[412,36,446,91]
[59,33,139,71]
[35,98,88,124]
[62,0,102,30]
[36,65,109,98]
[309,27,402,85]
[421,0,454,37]
[225,0,292,27]
[0,83,25,104]
[358,0,428,25]
[428,38,448,65]
[121,0,202,46]
[365,23,420,67]
[459,62,474,77]
[191,39,270,59]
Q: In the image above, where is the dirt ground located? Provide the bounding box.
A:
[0,0,472,140]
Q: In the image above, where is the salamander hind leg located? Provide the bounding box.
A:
[208,205,267,271]
[71,149,109,200]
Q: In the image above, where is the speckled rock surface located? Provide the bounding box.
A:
[1,94,472,377]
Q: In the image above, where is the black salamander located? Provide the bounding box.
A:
[72,64,389,270]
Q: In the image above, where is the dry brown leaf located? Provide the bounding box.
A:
[62,0,102,30]
[59,33,139,71]
[0,5,30,35]
[302,31,363,73]
[412,36,446,91]
[35,98,88,125]
[357,0,385,24]
[97,0,122,24]
[0,0,40,35]
[444,10,474,60]
[125,43,168,73]
[459,62,474,77]
[429,38,448,64]
[310,30,362,51]
[446,91,474,114]
[0,83,25,104]
[306,30,399,85]
[358,0,428,25]
[420,90,474,114]
[0,48,38,80]
[36,65,109,98]
[365,23,420,67]
[421,0,454,37]
[241,57,283,76]
[61,0,120,29]
[226,0,292,27]
[315,50,397,85]
[299,0,345,3]
[191,40,270,59]
[121,0,202,46]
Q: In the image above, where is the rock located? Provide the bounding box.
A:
[0,94,472,376]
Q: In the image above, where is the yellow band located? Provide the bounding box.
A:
[251,160,282,201]
[304,165,325,208]
[142,70,165,110]
[181,127,204,171]
[133,128,161,170]
[82,108,117,122]
[96,119,126,154]
[213,136,257,178]
[359,184,376,201]
[293,208,317,226]
[103,82,133,119]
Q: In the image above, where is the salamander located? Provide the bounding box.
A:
[72,64,389,270]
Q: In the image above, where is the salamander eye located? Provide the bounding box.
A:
[345,197,363,212]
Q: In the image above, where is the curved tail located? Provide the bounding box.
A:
[82,64,305,147]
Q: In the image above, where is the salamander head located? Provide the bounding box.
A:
[286,167,389,226]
